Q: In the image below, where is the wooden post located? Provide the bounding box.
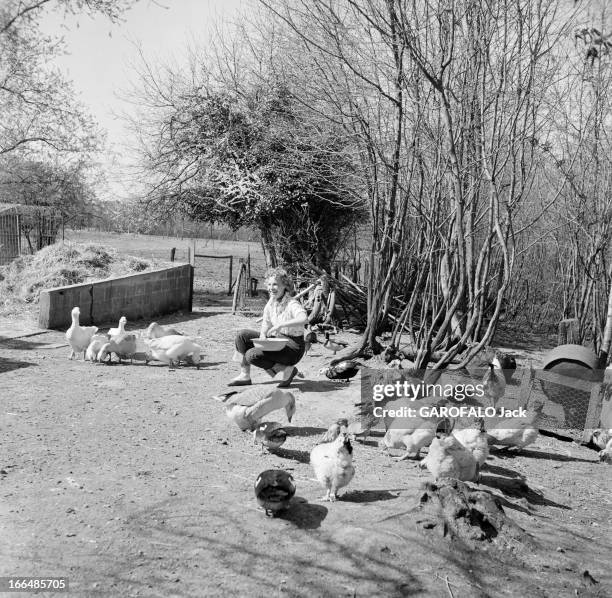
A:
[188,265,194,313]
[228,256,233,295]
[170,248,176,262]
[518,364,534,407]
[187,246,193,266]
[582,382,605,442]
[247,250,251,296]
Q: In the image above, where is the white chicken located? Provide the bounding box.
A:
[108,316,127,337]
[85,333,110,362]
[419,433,479,482]
[144,335,202,369]
[97,333,138,364]
[65,306,98,360]
[213,387,296,431]
[599,438,612,464]
[589,428,612,450]
[486,397,545,451]
[310,431,355,501]
[380,418,437,461]
[452,417,489,467]
[145,321,184,339]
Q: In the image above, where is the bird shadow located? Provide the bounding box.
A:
[270,447,310,463]
[339,489,399,503]
[354,439,382,447]
[490,447,596,463]
[285,426,328,437]
[292,380,353,392]
[278,498,328,529]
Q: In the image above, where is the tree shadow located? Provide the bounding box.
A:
[340,489,399,503]
[0,336,53,350]
[479,475,571,509]
[482,463,526,479]
[0,357,37,374]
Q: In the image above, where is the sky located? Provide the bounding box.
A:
[40,0,249,200]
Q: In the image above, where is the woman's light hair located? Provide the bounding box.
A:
[265,267,295,296]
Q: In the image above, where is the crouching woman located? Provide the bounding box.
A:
[229,268,308,388]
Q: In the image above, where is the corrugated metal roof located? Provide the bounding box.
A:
[0,203,21,214]
[0,203,59,215]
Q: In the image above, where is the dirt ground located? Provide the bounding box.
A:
[1,297,611,598]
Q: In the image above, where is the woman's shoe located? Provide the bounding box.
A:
[277,366,298,388]
[227,376,252,387]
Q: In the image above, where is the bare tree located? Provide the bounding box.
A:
[543,4,612,360]
[260,0,571,367]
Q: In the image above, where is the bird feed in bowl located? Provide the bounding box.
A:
[252,338,289,351]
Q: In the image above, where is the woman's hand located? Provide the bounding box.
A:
[266,325,280,337]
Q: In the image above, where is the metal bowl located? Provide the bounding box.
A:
[252,338,289,352]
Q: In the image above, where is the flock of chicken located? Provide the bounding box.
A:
[216,351,534,516]
[65,306,203,368]
[65,306,612,516]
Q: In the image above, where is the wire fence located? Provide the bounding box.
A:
[0,204,62,266]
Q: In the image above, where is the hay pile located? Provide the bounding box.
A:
[0,242,157,316]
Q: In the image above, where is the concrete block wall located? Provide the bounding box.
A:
[38,264,193,330]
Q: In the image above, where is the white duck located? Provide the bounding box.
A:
[85,333,110,362]
[145,321,184,339]
[144,335,202,368]
[109,316,127,337]
[213,387,296,431]
[65,306,98,360]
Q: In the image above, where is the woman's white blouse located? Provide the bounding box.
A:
[263,297,307,337]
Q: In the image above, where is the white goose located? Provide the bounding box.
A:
[109,316,127,337]
[213,387,296,431]
[85,333,110,362]
[144,335,202,368]
[145,321,184,339]
[65,307,98,360]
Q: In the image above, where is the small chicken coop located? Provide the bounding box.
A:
[0,203,62,265]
